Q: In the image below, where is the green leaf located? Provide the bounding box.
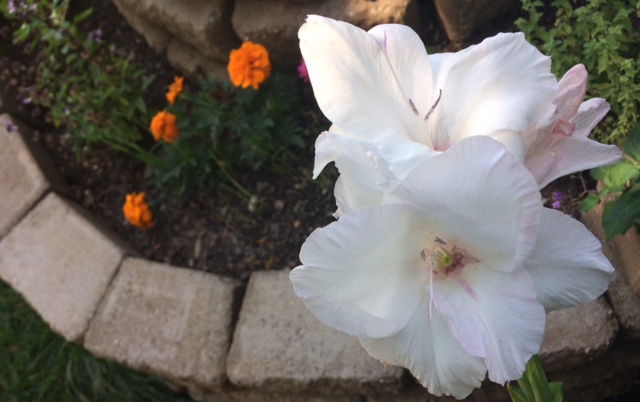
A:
[593,160,640,192]
[524,355,553,402]
[602,183,640,241]
[624,121,640,162]
[507,383,530,402]
[580,192,600,212]
[549,382,565,402]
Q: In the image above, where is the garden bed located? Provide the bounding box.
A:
[0,0,594,282]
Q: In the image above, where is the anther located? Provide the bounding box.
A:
[424,89,442,121]
[409,98,419,116]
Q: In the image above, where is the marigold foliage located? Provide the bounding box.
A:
[150,109,179,143]
[166,76,184,105]
[123,192,154,229]
[227,41,272,90]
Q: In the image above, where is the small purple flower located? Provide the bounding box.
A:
[8,0,17,14]
[5,120,17,132]
[89,28,103,43]
[551,191,563,210]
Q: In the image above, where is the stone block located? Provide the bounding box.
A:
[367,378,510,402]
[166,38,228,81]
[539,297,618,372]
[0,192,126,341]
[113,0,239,62]
[226,269,404,394]
[84,257,243,390]
[581,206,640,339]
[232,0,419,68]
[607,269,640,340]
[112,0,172,55]
[433,0,517,43]
[189,386,362,402]
[612,227,640,295]
[0,114,67,237]
[548,340,640,402]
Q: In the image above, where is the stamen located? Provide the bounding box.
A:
[424,89,442,121]
[409,98,419,115]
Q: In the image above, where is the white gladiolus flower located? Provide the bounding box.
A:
[300,16,621,190]
[290,137,614,398]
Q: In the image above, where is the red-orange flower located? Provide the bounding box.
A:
[123,192,154,229]
[166,76,184,105]
[227,41,272,90]
[150,109,179,143]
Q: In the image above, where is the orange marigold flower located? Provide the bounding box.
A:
[123,192,154,229]
[150,109,179,143]
[166,76,184,105]
[227,41,272,90]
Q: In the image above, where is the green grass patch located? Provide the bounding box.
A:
[0,279,193,402]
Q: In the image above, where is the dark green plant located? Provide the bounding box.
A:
[0,279,193,402]
[516,0,640,144]
[581,121,640,240]
[152,73,306,196]
[3,0,157,164]
[507,355,564,402]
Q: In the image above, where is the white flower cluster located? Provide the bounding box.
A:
[290,15,620,399]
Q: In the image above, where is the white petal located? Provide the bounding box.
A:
[367,24,434,119]
[433,266,546,384]
[393,136,542,271]
[527,134,622,188]
[290,204,429,338]
[554,64,588,121]
[360,294,486,399]
[313,126,356,179]
[299,16,423,142]
[573,97,612,138]
[333,141,387,217]
[427,33,557,150]
[524,209,615,311]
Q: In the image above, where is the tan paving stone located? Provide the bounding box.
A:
[0,114,67,237]
[84,257,243,390]
[582,207,640,339]
[189,386,363,402]
[113,0,238,62]
[539,297,618,372]
[0,192,126,341]
[366,378,511,402]
[226,270,404,394]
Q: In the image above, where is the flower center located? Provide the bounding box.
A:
[421,237,476,277]
[422,237,478,318]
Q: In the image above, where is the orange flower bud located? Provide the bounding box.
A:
[227,41,272,90]
[123,192,154,229]
[166,76,184,105]
[150,109,179,143]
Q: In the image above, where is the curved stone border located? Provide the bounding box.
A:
[1,112,640,401]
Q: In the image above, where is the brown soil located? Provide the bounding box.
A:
[0,0,591,282]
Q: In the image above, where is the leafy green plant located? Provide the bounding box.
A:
[0,279,193,402]
[507,355,564,402]
[151,73,307,196]
[581,121,640,240]
[2,0,157,164]
[516,0,640,143]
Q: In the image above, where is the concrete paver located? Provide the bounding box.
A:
[539,297,618,372]
[0,114,66,237]
[226,269,404,395]
[84,257,243,390]
[0,192,126,341]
